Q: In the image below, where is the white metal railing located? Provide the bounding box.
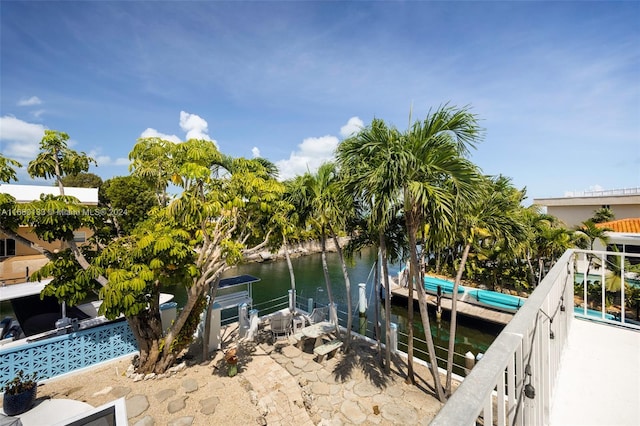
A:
[573,249,640,329]
[430,249,640,425]
[565,187,640,197]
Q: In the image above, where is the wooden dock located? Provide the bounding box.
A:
[390,286,513,326]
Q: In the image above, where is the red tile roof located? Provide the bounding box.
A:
[595,218,640,233]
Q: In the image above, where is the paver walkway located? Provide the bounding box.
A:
[34,324,444,425]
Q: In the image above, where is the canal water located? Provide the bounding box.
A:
[209,246,502,372]
[2,246,502,372]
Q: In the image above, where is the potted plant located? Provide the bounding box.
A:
[2,370,38,416]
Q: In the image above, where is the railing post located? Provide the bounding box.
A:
[238,303,249,338]
[307,297,314,313]
[464,351,475,375]
[358,283,367,335]
[209,302,222,352]
[247,309,259,341]
[288,289,296,312]
[390,322,398,354]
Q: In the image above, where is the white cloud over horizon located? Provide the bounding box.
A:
[275,116,365,180]
[340,117,364,138]
[251,147,260,158]
[0,115,46,161]
[88,149,130,167]
[276,135,339,180]
[17,96,42,107]
[139,127,182,143]
[139,111,218,147]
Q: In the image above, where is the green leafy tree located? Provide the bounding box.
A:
[18,134,284,374]
[100,175,158,235]
[0,154,21,183]
[442,175,525,395]
[591,207,615,224]
[397,105,482,401]
[102,137,284,373]
[0,133,100,265]
[296,163,355,348]
[337,118,406,372]
[338,105,482,402]
[60,172,103,188]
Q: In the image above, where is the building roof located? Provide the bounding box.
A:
[596,218,640,234]
[0,184,98,205]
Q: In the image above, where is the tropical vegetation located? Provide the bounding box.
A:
[1,103,634,399]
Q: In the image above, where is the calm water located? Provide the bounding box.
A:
[2,247,501,372]
[208,247,502,372]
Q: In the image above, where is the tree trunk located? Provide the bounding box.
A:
[126,294,169,374]
[406,252,416,384]
[331,231,352,351]
[379,230,392,374]
[320,233,338,335]
[405,206,445,402]
[373,255,381,366]
[283,235,296,292]
[446,242,471,395]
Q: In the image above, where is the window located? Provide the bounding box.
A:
[73,231,86,243]
[0,238,16,257]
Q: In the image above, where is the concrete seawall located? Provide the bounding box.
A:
[244,237,350,263]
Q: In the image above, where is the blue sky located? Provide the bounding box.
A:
[1,1,638,204]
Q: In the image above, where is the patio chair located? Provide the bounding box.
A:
[305,306,329,325]
[270,312,293,341]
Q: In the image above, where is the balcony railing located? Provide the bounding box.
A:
[431,249,640,425]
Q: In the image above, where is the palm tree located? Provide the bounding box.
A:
[591,207,615,224]
[297,163,356,347]
[574,220,611,290]
[442,175,525,395]
[399,106,482,401]
[338,105,483,401]
[337,118,407,372]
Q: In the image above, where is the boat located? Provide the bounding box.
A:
[424,276,466,296]
[465,288,524,313]
[422,275,525,314]
[0,278,174,349]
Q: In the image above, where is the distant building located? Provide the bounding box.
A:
[533,187,640,229]
[0,184,99,284]
[595,218,640,264]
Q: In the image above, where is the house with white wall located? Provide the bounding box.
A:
[0,184,98,283]
[533,187,640,229]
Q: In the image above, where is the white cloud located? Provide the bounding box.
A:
[340,116,364,138]
[89,150,130,167]
[274,116,365,179]
[18,96,43,107]
[251,147,261,158]
[0,115,46,161]
[276,135,338,180]
[139,127,182,143]
[179,111,218,146]
[139,111,218,147]
[31,110,46,119]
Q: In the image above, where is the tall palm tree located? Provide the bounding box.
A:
[337,119,407,372]
[338,105,483,402]
[442,175,525,395]
[298,163,356,346]
[574,220,611,289]
[400,106,482,401]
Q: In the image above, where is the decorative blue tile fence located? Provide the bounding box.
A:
[0,320,138,387]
